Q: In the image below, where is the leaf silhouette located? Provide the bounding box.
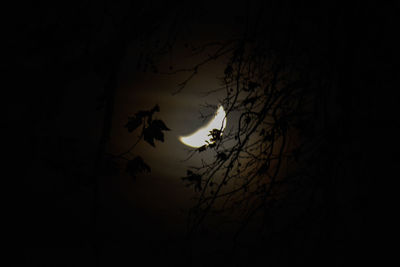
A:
[208,142,216,148]
[143,119,170,147]
[126,156,151,179]
[208,129,222,142]
[152,119,170,131]
[143,126,156,147]
[125,115,143,132]
[151,104,160,113]
[182,170,202,192]
[153,129,164,142]
[197,145,207,152]
[125,109,151,132]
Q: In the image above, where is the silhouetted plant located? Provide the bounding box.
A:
[171,13,326,254]
[107,104,170,180]
[126,156,151,180]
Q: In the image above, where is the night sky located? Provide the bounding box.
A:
[4,1,397,266]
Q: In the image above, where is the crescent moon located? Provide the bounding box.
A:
[179,106,227,148]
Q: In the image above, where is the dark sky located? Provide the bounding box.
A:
[4,1,397,266]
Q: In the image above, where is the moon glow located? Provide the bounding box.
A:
[179,106,227,148]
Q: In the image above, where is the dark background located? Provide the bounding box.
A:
[4,1,397,266]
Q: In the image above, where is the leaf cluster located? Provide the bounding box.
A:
[108,104,170,180]
[124,104,170,148]
[176,38,319,242]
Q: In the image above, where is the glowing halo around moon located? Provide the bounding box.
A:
[179,105,227,148]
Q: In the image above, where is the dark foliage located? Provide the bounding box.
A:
[182,170,203,192]
[143,119,170,147]
[162,2,396,266]
[126,156,151,179]
[8,1,394,266]
[111,104,169,179]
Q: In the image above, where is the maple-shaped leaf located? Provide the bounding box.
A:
[125,115,143,132]
[143,126,156,147]
[126,156,151,179]
[143,119,170,147]
[125,109,152,132]
[153,130,164,142]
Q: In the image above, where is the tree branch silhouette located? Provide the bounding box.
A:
[173,13,325,261]
[105,104,170,180]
